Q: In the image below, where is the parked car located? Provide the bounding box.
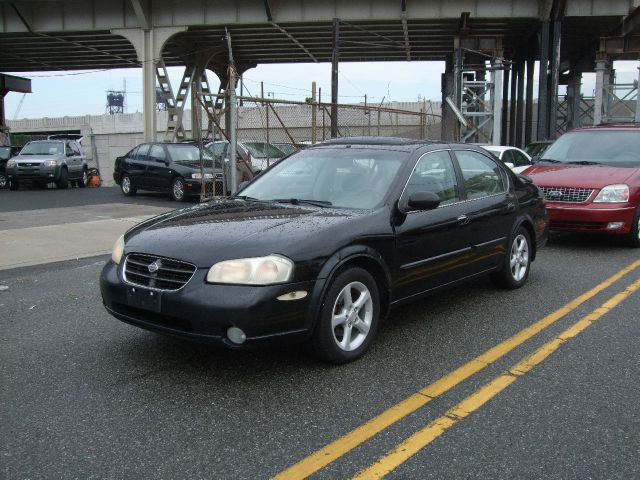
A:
[523,124,640,247]
[0,145,12,188]
[101,137,548,363]
[5,138,87,190]
[481,145,532,174]
[524,140,553,158]
[207,140,286,173]
[113,142,222,201]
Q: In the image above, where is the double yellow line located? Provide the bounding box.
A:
[275,259,640,480]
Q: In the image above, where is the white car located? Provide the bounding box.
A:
[481,146,532,174]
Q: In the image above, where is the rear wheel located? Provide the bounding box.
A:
[627,207,640,248]
[170,176,186,201]
[9,178,19,191]
[121,174,136,196]
[78,169,88,188]
[491,226,532,289]
[312,267,380,364]
[56,167,68,189]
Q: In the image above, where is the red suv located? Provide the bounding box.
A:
[524,124,640,247]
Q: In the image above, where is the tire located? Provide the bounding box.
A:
[170,176,186,201]
[56,167,68,189]
[0,174,6,189]
[312,267,380,364]
[626,207,640,248]
[491,226,532,289]
[78,169,88,188]
[9,178,19,191]
[120,174,136,196]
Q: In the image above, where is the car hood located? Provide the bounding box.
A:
[124,200,366,267]
[523,164,637,188]
[12,155,62,163]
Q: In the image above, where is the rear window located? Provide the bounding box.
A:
[542,130,640,167]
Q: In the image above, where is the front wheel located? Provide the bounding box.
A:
[170,176,186,201]
[312,267,380,364]
[626,207,640,248]
[491,226,532,289]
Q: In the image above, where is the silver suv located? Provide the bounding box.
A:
[6,136,88,190]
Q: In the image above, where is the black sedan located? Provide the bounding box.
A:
[101,137,548,363]
[113,142,222,201]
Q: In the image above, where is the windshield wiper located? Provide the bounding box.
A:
[231,195,263,202]
[565,160,602,165]
[538,158,561,163]
[271,198,332,207]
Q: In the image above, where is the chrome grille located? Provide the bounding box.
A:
[540,186,594,203]
[123,254,196,291]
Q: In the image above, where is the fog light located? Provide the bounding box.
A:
[277,290,308,301]
[227,326,246,345]
[606,222,624,230]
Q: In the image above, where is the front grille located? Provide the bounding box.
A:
[540,186,594,203]
[123,254,196,291]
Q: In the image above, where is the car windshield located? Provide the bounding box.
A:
[166,144,221,169]
[238,147,405,209]
[20,141,63,156]
[525,142,551,157]
[243,142,285,158]
[541,130,640,167]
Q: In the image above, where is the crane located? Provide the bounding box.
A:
[12,93,27,120]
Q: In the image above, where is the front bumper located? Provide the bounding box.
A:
[7,164,61,182]
[184,178,223,197]
[100,260,317,347]
[546,202,636,235]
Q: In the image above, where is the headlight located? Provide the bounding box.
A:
[111,235,125,265]
[6,159,16,168]
[593,184,629,203]
[190,172,214,180]
[44,160,58,167]
[206,255,294,285]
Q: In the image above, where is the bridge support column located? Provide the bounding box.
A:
[593,53,612,125]
[501,64,510,145]
[441,58,457,141]
[537,20,550,140]
[566,72,582,130]
[331,18,340,138]
[112,27,185,142]
[515,60,525,148]
[524,58,534,146]
[491,58,504,146]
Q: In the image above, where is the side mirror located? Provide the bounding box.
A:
[407,191,440,211]
[517,174,533,184]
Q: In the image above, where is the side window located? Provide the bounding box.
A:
[65,142,74,155]
[136,144,151,161]
[512,150,530,167]
[71,142,81,155]
[403,150,460,206]
[127,146,139,160]
[455,150,505,200]
[148,144,166,163]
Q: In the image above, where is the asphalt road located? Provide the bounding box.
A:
[1,190,639,479]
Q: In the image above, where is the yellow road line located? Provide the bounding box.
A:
[354,277,640,479]
[273,259,640,480]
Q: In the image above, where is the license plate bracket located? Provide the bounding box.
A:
[126,286,162,313]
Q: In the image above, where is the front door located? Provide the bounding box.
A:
[393,150,473,301]
[146,144,172,190]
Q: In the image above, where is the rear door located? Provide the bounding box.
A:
[451,149,515,272]
[393,149,473,300]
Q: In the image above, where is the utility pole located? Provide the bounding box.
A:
[225,28,237,192]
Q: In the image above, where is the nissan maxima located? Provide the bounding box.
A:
[101,137,548,363]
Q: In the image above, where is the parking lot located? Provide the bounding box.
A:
[1,187,638,479]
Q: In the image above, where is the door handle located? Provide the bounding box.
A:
[457,214,469,225]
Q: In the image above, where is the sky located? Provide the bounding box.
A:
[4,60,639,120]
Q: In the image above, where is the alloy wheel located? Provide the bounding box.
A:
[173,178,185,200]
[509,233,529,282]
[122,176,130,194]
[331,281,373,352]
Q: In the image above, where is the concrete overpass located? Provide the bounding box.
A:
[1,0,639,145]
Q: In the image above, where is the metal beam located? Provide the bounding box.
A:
[129,0,151,31]
[10,2,32,32]
[270,22,317,62]
[515,60,525,147]
[537,20,550,140]
[0,73,32,94]
[524,57,534,146]
[263,0,273,22]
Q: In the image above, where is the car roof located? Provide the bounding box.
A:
[482,145,514,152]
[573,123,640,132]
